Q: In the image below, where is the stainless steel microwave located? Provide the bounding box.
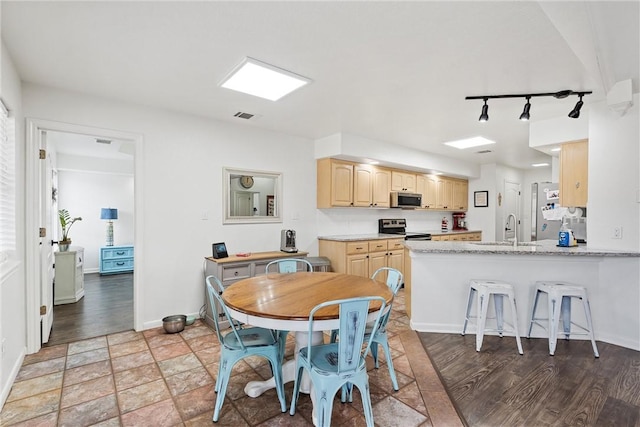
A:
[390,192,421,208]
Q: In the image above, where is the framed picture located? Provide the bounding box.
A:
[267,195,275,216]
[474,191,489,207]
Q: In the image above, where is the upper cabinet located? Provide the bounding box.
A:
[318,159,391,208]
[391,171,417,192]
[318,158,469,211]
[560,139,588,207]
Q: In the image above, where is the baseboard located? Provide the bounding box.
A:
[0,346,26,410]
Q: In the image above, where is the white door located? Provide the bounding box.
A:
[234,191,253,216]
[503,181,521,242]
[39,130,55,343]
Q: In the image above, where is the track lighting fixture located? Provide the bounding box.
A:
[568,94,584,118]
[479,98,489,122]
[466,90,591,122]
[519,97,531,121]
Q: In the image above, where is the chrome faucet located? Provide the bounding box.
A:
[506,213,518,247]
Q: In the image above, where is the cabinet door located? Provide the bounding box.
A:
[331,161,354,207]
[387,249,404,271]
[452,179,468,211]
[371,167,391,207]
[368,251,388,279]
[560,139,588,207]
[424,175,438,208]
[353,164,374,207]
[436,178,454,209]
[347,253,369,278]
[391,171,417,192]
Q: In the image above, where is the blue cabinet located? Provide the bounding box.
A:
[100,245,134,275]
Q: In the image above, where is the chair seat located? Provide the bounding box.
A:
[300,344,366,375]
[222,327,278,350]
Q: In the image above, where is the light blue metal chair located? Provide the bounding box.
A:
[331,267,404,391]
[205,275,287,422]
[289,296,387,427]
[265,258,313,273]
[264,258,314,357]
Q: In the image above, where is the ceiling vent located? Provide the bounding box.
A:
[96,138,112,144]
[233,112,255,120]
[476,149,492,154]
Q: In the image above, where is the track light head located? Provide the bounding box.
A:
[519,97,531,121]
[568,94,584,119]
[479,99,489,122]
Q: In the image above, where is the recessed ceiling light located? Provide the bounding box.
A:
[444,136,496,150]
[532,163,550,167]
[550,147,561,152]
[220,57,311,101]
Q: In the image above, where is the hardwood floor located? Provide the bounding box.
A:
[45,272,133,347]
[419,332,640,427]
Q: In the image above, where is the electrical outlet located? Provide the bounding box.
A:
[613,226,623,239]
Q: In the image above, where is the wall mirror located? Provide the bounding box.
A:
[223,167,283,224]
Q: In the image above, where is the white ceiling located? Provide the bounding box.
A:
[2,1,638,169]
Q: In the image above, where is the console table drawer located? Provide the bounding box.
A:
[101,258,134,272]
[101,247,134,260]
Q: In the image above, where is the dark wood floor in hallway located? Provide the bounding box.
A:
[46,273,133,347]
[419,332,640,427]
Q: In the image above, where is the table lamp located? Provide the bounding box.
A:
[100,208,118,246]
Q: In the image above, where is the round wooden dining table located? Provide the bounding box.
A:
[221,271,394,401]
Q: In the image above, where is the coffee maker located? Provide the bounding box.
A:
[280,229,298,253]
[452,212,467,230]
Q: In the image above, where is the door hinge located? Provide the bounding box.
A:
[39,227,46,237]
[39,149,46,159]
[40,305,46,315]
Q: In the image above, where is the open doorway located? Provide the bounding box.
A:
[46,130,135,345]
[25,118,143,354]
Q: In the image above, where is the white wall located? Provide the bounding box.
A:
[0,40,26,408]
[587,96,640,250]
[22,83,319,331]
[57,166,135,272]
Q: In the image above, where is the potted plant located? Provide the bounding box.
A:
[58,209,82,251]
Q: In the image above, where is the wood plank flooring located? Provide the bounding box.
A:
[419,332,640,427]
[45,272,133,347]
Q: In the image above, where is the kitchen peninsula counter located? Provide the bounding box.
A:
[404,240,640,351]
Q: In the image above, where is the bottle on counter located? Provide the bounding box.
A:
[441,217,449,232]
[558,222,571,247]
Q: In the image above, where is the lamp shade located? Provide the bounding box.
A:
[100,208,118,220]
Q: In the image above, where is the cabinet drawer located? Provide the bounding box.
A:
[102,247,134,260]
[387,239,404,250]
[101,258,134,272]
[346,241,369,255]
[368,241,388,253]
[221,264,251,282]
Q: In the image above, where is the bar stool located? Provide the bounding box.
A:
[527,281,599,358]
[462,280,524,355]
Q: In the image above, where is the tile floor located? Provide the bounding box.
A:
[1,290,463,426]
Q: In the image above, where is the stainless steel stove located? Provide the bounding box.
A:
[378,219,432,241]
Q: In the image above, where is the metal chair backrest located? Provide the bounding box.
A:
[265,258,313,273]
[372,267,403,295]
[205,275,246,351]
[307,296,386,374]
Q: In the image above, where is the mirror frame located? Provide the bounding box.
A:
[223,167,283,224]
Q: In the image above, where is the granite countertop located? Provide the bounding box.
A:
[318,229,482,242]
[405,239,640,257]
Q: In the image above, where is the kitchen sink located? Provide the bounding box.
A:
[472,241,541,247]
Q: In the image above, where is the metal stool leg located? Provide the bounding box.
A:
[548,294,561,356]
[527,289,541,338]
[476,289,489,352]
[561,296,572,340]
[582,297,600,358]
[462,287,475,335]
[494,294,504,337]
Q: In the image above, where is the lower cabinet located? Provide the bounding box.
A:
[319,238,405,283]
[54,248,85,305]
[204,251,308,328]
[432,232,482,241]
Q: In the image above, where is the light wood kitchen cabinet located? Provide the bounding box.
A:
[452,179,469,211]
[319,238,405,281]
[317,158,354,208]
[416,174,438,209]
[353,164,392,207]
[318,159,391,208]
[391,171,417,192]
[431,231,481,241]
[560,139,588,207]
[436,177,454,209]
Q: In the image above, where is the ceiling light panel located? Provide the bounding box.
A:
[220,57,311,101]
[444,136,496,150]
